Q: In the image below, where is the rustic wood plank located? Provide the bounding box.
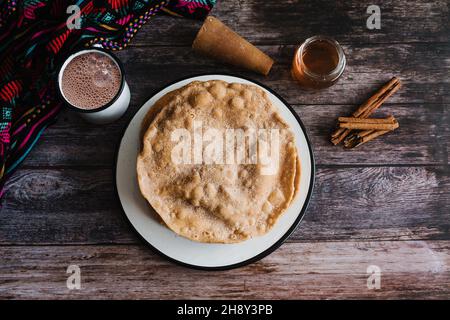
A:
[20,102,448,167]
[130,0,450,46]
[0,241,448,299]
[22,42,448,167]
[115,43,450,105]
[1,166,449,244]
[1,0,448,301]
[296,104,449,166]
[445,109,450,164]
[303,166,450,241]
[21,111,124,168]
[0,168,136,245]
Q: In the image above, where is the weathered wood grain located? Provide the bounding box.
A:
[297,104,449,166]
[20,102,449,167]
[0,241,448,299]
[305,166,450,241]
[444,108,450,164]
[1,0,449,300]
[115,43,450,105]
[22,42,448,167]
[130,0,450,46]
[1,166,449,244]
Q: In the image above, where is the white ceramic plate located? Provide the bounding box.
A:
[116,74,315,270]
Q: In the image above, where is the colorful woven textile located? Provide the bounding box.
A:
[0,0,216,199]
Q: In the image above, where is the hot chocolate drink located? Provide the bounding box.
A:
[61,52,122,109]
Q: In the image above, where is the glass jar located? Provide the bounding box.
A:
[291,36,346,90]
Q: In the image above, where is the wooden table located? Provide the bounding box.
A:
[1,0,449,299]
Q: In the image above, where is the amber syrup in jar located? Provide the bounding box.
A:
[292,36,346,89]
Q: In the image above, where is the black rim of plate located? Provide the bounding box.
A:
[114,73,316,271]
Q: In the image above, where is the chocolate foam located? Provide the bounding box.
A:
[61,52,121,110]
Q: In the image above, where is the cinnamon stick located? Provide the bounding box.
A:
[331,129,352,145]
[339,120,399,131]
[353,77,401,118]
[344,130,390,149]
[330,77,401,145]
[358,130,375,138]
[343,130,374,148]
[338,115,395,124]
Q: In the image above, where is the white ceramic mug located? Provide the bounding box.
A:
[57,48,130,124]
